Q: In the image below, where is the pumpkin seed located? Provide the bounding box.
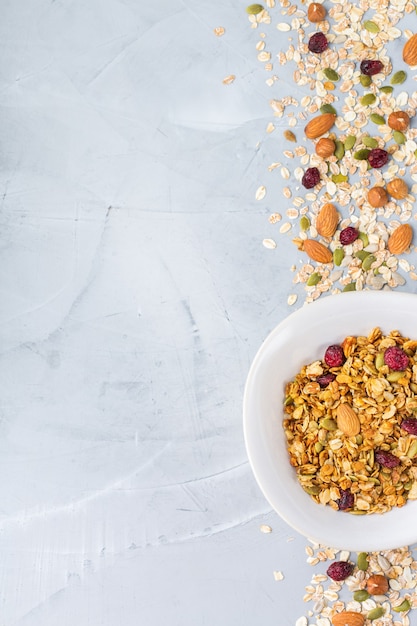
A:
[370,113,385,125]
[331,173,348,183]
[362,254,376,271]
[354,149,371,160]
[391,70,407,85]
[284,395,294,406]
[387,371,404,382]
[246,3,264,13]
[334,140,345,160]
[307,272,321,286]
[367,607,384,621]
[344,135,356,151]
[358,231,369,247]
[300,215,310,231]
[360,74,372,87]
[320,103,337,115]
[361,93,377,106]
[353,589,370,601]
[410,382,417,393]
[303,485,320,495]
[393,130,406,144]
[407,440,417,458]
[393,599,411,612]
[323,68,340,82]
[350,509,366,515]
[375,352,385,369]
[342,282,356,292]
[363,20,380,32]
[314,442,323,453]
[357,552,369,571]
[321,417,337,431]
[362,136,378,148]
[333,248,345,266]
[379,85,394,94]
[355,250,370,261]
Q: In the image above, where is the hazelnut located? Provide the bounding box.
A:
[315,137,336,158]
[387,177,409,199]
[388,110,410,131]
[366,574,389,595]
[307,2,327,22]
[368,186,388,207]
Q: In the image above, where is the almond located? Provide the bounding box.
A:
[403,32,417,66]
[366,574,389,595]
[302,239,333,263]
[316,203,339,238]
[387,223,413,254]
[332,611,365,626]
[386,177,409,200]
[388,110,410,131]
[336,403,360,437]
[305,113,336,139]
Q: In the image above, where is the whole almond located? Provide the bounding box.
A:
[302,239,333,263]
[366,574,389,595]
[368,186,388,208]
[388,110,410,131]
[387,223,413,254]
[307,2,326,22]
[332,611,365,626]
[305,113,337,139]
[403,32,417,66]
[316,203,339,238]
[336,403,360,437]
[386,178,408,199]
[315,137,336,158]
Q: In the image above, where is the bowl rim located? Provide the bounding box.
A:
[243,290,417,551]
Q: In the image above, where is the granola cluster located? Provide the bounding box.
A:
[283,327,417,513]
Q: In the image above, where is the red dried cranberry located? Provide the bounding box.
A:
[375,449,400,468]
[308,32,329,54]
[324,344,345,367]
[401,418,417,435]
[360,59,383,76]
[384,345,409,371]
[337,488,354,511]
[317,372,336,388]
[327,561,354,581]
[301,167,320,189]
[339,226,359,245]
[368,148,389,168]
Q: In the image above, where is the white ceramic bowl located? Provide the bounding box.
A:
[243,290,417,551]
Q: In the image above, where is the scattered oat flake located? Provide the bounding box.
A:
[259,524,272,533]
[213,26,225,36]
[262,238,276,249]
[287,294,297,306]
[222,74,235,85]
[273,570,284,581]
[279,222,291,234]
[255,185,266,200]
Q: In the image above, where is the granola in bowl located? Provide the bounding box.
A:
[283,327,417,514]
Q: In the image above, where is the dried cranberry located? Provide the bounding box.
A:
[384,345,409,371]
[327,561,354,581]
[375,449,400,468]
[339,226,359,245]
[337,488,354,511]
[324,344,345,367]
[360,59,383,76]
[368,148,389,169]
[301,167,320,189]
[401,418,417,435]
[317,372,336,388]
[308,32,329,54]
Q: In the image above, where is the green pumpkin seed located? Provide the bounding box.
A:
[332,173,348,183]
[334,140,345,160]
[343,282,356,292]
[387,371,404,382]
[362,136,378,148]
[357,552,369,571]
[303,485,320,495]
[360,74,372,87]
[410,382,417,393]
[284,395,294,406]
[404,480,413,490]
[350,509,366,515]
[393,599,411,612]
[363,20,380,32]
[321,417,337,431]
[407,440,417,458]
[344,135,356,151]
[320,103,337,115]
[361,93,377,106]
[300,215,310,231]
[246,3,264,13]
[314,442,323,453]
[391,70,407,85]
[333,248,345,266]
[375,352,385,370]
[367,607,384,621]
[358,231,369,247]
[370,113,385,125]
[307,272,321,286]
[354,149,371,160]
[393,130,406,144]
[323,68,340,82]
[379,85,394,94]
[354,589,370,602]
[414,149,417,159]
[362,254,376,271]
[355,250,370,261]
